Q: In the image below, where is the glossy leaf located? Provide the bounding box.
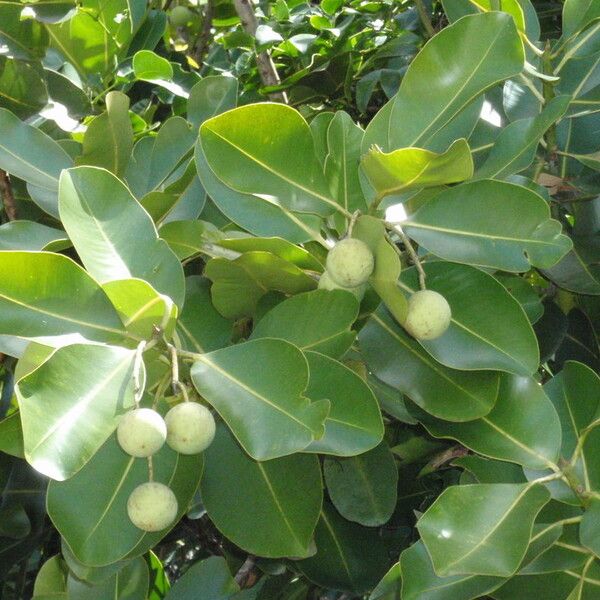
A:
[400,540,505,600]
[361,138,473,202]
[47,432,202,566]
[324,442,397,526]
[0,58,47,120]
[66,557,148,600]
[251,289,358,358]
[78,91,133,177]
[324,111,367,227]
[415,374,562,470]
[204,252,316,319]
[0,252,127,344]
[190,338,329,460]
[195,141,323,244]
[187,75,238,130]
[200,103,340,217]
[418,482,550,577]
[296,503,389,594]
[0,221,68,252]
[59,166,185,308]
[133,50,173,81]
[201,424,322,558]
[176,276,232,353]
[360,307,499,421]
[16,343,137,481]
[0,108,72,216]
[364,12,524,151]
[164,556,239,599]
[476,96,571,179]
[404,180,572,272]
[302,351,383,456]
[399,262,539,375]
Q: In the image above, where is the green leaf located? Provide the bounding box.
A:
[403,180,573,272]
[187,75,238,130]
[200,103,340,217]
[296,503,389,594]
[542,243,600,295]
[476,96,571,179]
[361,138,474,203]
[251,290,358,358]
[0,412,24,458]
[33,556,68,598]
[360,307,499,421]
[324,442,397,526]
[218,236,323,271]
[204,252,316,319]
[302,351,383,456]
[165,556,239,599]
[133,50,173,81]
[59,166,185,308]
[0,251,127,344]
[102,278,177,340]
[77,91,133,177]
[414,373,562,470]
[0,2,48,59]
[323,112,367,228]
[0,108,73,215]
[195,141,323,244]
[364,12,524,152]
[176,276,232,353]
[47,431,202,566]
[0,221,68,252]
[45,68,91,119]
[16,343,137,480]
[66,557,148,600]
[418,482,551,577]
[400,540,505,600]
[200,424,322,558]
[495,273,543,324]
[159,220,221,260]
[190,338,329,460]
[580,500,600,558]
[0,58,48,120]
[399,262,539,376]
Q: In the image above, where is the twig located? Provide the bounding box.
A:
[0,170,17,221]
[233,0,288,102]
[191,0,214,68]
[386,222,426,290]
[414,0,435,38]
[147,455,154,481]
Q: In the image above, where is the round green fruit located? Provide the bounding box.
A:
[170,5,193,26]
[117,408,167,458]
[165,402,216,455]
[318,270,366,301]
[127,482,178,532]
[404,290,452,340]
[326,238,374,288]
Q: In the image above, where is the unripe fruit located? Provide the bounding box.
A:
[326,238,374,287]
[169,5,193,26]
[127,482,178,532]
[318,270,366,301]
[165,402,216,455]
[117,408,167,458]
[404,290,452,340]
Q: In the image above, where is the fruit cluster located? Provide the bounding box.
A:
[117,401,216,532]
[320,238,452,340]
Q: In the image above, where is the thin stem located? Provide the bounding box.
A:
[169,343,179,395]
[191,0,214,68]
[133,341,147,406]
[147,455,154,482]
[386,222,426,290]
[346,210,361,237]
[518,73,545,104]
[414,0,435,38]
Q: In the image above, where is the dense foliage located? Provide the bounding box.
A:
[4,0,600,598]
